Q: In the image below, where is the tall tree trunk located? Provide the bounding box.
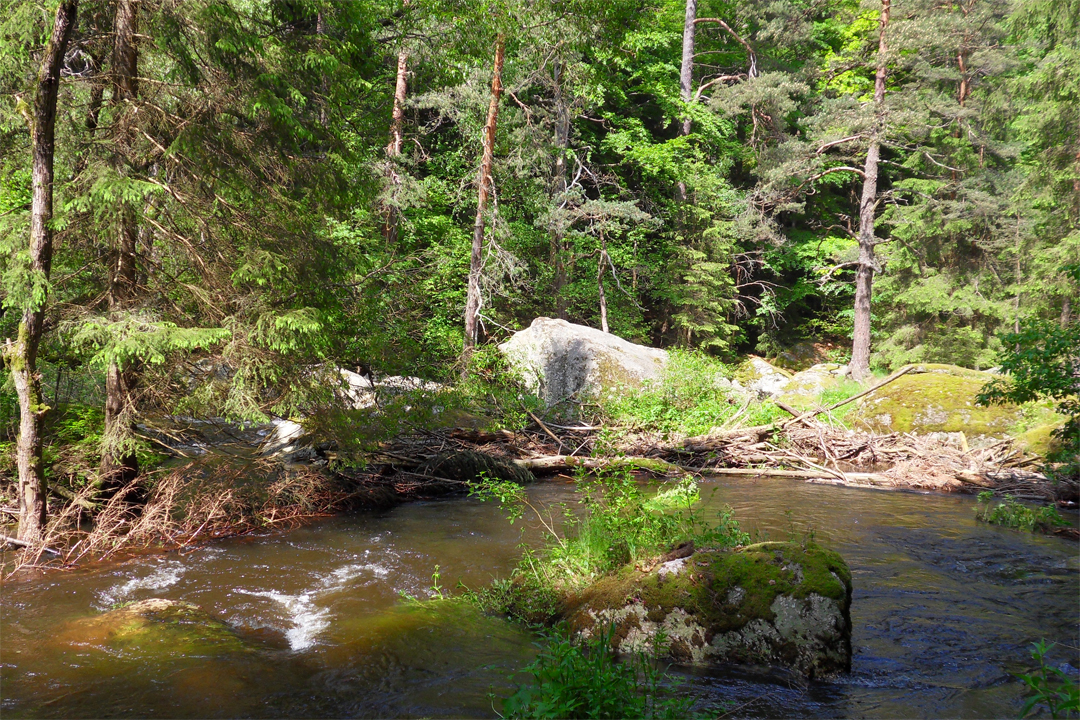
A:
[849,0,890,382]
[463,34,505,355]
[100,0,140,491]
[3,0,78,542]
[550,60,570,319]
[675,0,696,203]
[597,232,609,333]
[383,49,408,246]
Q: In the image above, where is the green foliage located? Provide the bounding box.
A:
[979,267,1079,476]
[470,466,750,617]
[1019,640,1080,719]
[974,491,1069,533]
[599,349,784,437]
[501,624,697,720]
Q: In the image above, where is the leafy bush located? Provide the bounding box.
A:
[502,624,697,720]
[599,349,784,437]
[978,265,1080,483]
[469,467,750,617]
[974,492,1068,533]
[1019,640,1080,719]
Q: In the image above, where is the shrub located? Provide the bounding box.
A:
[974,492,1068,533]
[1019,640,1080,719]
[501,623,697,720]
[469,467,750,615]
[598,349,784,437]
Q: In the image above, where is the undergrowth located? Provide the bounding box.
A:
[974,491,1069,533]
[467,466,749,624]
[1020,640,1080,719]
[501,623,697,719]
[597,349,785,437]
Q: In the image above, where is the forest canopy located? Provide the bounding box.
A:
[1,0,1077,540]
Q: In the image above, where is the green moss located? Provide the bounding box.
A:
[1015,423,1064,456]
[734,357,793,385]
[851,366,1063,438]
[57,599,251,658]
[569,542,851,637]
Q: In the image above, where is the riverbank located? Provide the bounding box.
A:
[4,415,1075,575]
[5,348,1076,574]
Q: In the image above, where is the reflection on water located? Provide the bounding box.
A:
[1,478,1076,718]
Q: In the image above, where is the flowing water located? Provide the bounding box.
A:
[1,478,1077,718]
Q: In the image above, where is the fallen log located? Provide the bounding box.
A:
[48,483,98,511]
[691,467,891,483]
[514,455,682,474]
[1,534,61,555]
[780,364,915,429]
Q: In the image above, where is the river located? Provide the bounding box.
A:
[2,477,1077,718]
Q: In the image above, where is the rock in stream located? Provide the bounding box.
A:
[565,541,853,678]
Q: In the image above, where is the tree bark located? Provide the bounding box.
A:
[597,246,609,333]
[550,60,570,319]
[3,0,78,542]
[463,34,505,355]
[675,0,696,202]
[849,0,890,382]
[383,49,409,246]
[99,0,140,491]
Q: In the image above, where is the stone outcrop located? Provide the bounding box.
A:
[776,363,847,411]
[734,357,794,399]
[849,363,1062,450]
[499,318,667,407]
[565,542,852,678]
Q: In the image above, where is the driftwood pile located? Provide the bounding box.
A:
[352,365,1068,505]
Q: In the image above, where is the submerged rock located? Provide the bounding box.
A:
[55,599,251,657]
[565,542,852,678]
[498,318,667,407]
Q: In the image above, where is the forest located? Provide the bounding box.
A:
[1,0,1078,716]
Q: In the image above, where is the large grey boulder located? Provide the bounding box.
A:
[565,542,852,678]
[498,318,668,407]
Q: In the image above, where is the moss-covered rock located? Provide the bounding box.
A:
[734,357,793,399]
[773,341,845,372]
[564,542,852,678]
[55,598,251,657]
[775,364,847,411]
[850,364,1062,444]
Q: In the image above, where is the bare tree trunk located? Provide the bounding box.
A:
[849,0,890,382]
[100,0,140,491]
[550,61,570,319]
[3,0,78,542]
[463,35,505,355]
[675,0,696,203]
[597,233,609,333]
[383,49,408,246]
[1014,215,1022,335]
